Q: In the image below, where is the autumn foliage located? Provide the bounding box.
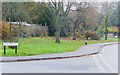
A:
[84,31,100,40]
[0,21,9,40]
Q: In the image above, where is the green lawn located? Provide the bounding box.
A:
[0,37,118,56]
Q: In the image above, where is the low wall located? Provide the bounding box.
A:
[12,24,48,37]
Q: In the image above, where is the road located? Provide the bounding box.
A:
[1,44,118,73]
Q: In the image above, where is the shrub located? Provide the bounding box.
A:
[11,25,19,37]
[90,32,100,40]
[84,31,100,40]
[0,21,10,40]
[84,31,91,40]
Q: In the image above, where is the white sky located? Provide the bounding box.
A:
[1,0,119,2]
[35,0,119,2]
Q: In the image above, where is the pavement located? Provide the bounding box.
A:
[0,42,118,62]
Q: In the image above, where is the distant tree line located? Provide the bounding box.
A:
[2,2,118,43]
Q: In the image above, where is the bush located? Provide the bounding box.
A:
[11,25,19,37]
[0,21,10,40]
[90,32,100,40]
[84,31,90,40]
[84,31,99,40]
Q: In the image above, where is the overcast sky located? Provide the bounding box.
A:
[1,0,119,2]
[35,0,119,2]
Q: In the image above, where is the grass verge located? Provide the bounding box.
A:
[0,37,118,56]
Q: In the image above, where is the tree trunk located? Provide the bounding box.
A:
[55,31,60,43]
[105,32,108,40]
[18,22,21,38]
[105,18,108,40]
[72,26,77,40]
[9,20,12,42]
[54,14,61,43]
[55,25,61,43]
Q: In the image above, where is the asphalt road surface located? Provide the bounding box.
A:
[1,44,118,73]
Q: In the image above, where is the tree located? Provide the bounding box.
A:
[2,2,28,22]
[65,2,99,40]
[38,1,72,43]
[65,2,90,40]
[2,2,38,40]
[100,2,117,40]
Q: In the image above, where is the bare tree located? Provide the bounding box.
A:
[38,0,72,43]
[100,2,117,40]
[66,2,90,40]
